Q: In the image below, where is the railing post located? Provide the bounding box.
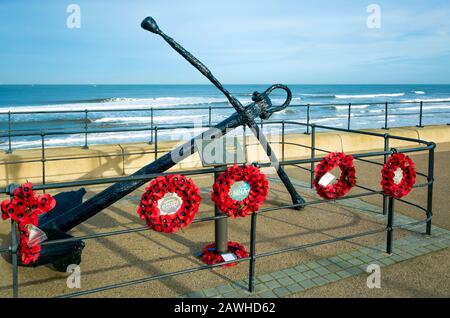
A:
[214,167,229,255]
[426,144,434,235]
[243,125,247,161]
[154,126,158,160]
[208,105,212,128]
[41,133,46,188]
[82,109,89,149]
[248,212,257,293]
[417,101,424,128]
[383,102,389,130]
[305,104,311,135]
[386,197,395,254]
[10,220,19,298]
[149,108,154,144]
[310,124,316,189]
[347,103,351,130]
[6,111,12,154]
[382,134,389,215]
[8,184,20,298]
[281,120,285,162]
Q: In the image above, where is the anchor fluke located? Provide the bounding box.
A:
[141,16,161,34]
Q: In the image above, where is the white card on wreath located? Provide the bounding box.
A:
[393,168,403,184]
[28,225,48,247]
[319,172,336,187]
[221,253,237,262]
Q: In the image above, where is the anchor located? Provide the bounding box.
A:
[5,17,305,271]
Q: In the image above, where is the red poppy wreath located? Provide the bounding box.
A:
[201,241,248,267]
[211,164,269,218]
[137,174,201,233]
[1,182,56,265]
[313,152,357,200]
[381,152,416,198]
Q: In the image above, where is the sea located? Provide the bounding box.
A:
[1,84,450,150]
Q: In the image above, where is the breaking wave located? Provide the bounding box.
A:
[335,93,405,99]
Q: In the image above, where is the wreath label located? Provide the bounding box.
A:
[318,172,336,187]
[27,224,48,247]
[229,181,251,201]
[221,253,237,262]
[393,169,403,185]
[157,192,183,215]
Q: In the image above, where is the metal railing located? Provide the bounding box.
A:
[0,121,435,298]
[1,99,449,153]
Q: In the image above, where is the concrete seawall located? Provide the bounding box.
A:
[1,125,449,187]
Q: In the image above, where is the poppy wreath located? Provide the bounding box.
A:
[137,174,201,233]
[313,152,357,200]
[1,182,56,265]
[211,164,269,218]
[381,152,416,198]
[201,241,248,267]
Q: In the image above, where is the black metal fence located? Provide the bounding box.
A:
[0,121,435,298]
[1,99,449,153]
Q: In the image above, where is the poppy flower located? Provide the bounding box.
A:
[36,194,56,213]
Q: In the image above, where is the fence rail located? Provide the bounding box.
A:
[0,121,435,298]
[1,99,449,153]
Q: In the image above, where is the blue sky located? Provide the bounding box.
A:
[1,0,450,84]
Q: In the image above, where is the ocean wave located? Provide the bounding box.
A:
[5,127,211,149]
[93,114,207,124]
[299,94,335,99]
[398,105,450,111]
[334,104,369,110]
[273,108,297,115]
[311,118,340,123]
[376,119,396,123]
[301,93,405,99]
[0,97,239,113]
[335,93,405,99]
[413,91,425,95]
[401,98,450,103]
[0,117,88,124]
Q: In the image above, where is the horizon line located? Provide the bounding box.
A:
[1,83,450,86]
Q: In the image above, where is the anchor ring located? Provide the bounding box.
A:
[252,84,292,119]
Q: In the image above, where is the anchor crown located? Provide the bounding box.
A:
[141,17,161,34]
